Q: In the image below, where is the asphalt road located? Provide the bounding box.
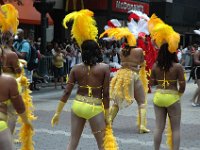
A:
[15,79,200,150]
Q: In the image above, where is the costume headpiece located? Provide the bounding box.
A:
[103,19,121,42]
[148,14,180,53]
[0,4,19,34]
[104,19,121,30]
[100,27,136,47]
[63,9,98,47]
[127,10,150,39]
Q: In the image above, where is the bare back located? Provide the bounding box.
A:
[3,49,21,74]
[151,63,185,92]
[0,74,19,114]
[71,63,110,99]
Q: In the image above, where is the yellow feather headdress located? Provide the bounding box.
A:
[148,14,180,53]
[63,9,98,47]
[100,27,136,47]
[0,4,19,34]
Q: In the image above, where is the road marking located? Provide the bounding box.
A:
[16,128,198,150]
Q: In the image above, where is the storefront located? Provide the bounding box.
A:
[63,0,149,39]
[1,0,54,42]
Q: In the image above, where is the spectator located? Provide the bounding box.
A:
[13,29,33,86]
[52,47,65,89]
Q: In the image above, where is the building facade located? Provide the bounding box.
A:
[24,0,199,46]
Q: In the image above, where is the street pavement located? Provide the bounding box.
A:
[15,77,200,150]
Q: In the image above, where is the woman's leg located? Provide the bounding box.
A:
[196,80,200,104]
[7,105,17,134]
[191,79,200,105]
[154,104,167,150]
[167,101,181,150]
[67,111,86,150]
[134,79,150,133]
[0,128,14,150]
[89,112,106,150]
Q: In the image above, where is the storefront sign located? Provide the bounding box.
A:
[112,0,149,15]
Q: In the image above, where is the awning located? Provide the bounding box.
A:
[3,0,54,25]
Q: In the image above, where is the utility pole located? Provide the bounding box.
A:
[34,0,55,76]
[34,0,55,54]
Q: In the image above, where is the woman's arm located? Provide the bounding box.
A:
[177,64,186,94]
[60,67,76,103]
[9,78,25,114]
[150,63,157,86]
[51,67,76,126]
[102,65,110,109]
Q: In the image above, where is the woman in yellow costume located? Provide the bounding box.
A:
[149,14,186,150]
[0,4,21,135]
[0,44,33,150]
[0,4,35,150]
[51,9,118,150]
[100,27,150,133]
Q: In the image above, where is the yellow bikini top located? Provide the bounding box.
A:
[157,71,177,89]
[79,65,102,97]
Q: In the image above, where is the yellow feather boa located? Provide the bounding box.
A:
[166,115,173,150]
[103,125,118,150]
[17,69,36,150]
[110,69,134,105]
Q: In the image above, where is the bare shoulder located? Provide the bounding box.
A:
[174,63,184,71]
[134,47,143,52]
[130,47,144,56]
[72,63,83,70]
[99,63,109,70]
[1,74,16,83]
[10,51,18,58]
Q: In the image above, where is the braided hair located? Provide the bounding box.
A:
[157,43,178,71]
[81,40,102,66]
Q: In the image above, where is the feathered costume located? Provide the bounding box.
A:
[127,10,158,93]
[148,14,180,150]
[0,4,36,150]
[100,27,150,133]
[63,9,118,149]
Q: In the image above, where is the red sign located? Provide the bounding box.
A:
[112,0,149,15]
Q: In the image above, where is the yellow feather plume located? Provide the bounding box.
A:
[166,115,173,150]
[63,9,98,47]
[148,14,180,53]
[0,4,19,34]
[100,27,136,47]
[103,125,119,150]
[148,14,164,34]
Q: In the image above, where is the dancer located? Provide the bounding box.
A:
[0,44,33,150]
[100,27,150,133]
[127,10,158,93]
[0,4,35,149]
[190,49,200,106]
[51,9,118,150]
[149,14,186,150]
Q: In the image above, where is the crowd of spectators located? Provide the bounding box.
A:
[1,28,200,91]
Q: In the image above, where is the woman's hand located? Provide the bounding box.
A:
[51,113,60,127]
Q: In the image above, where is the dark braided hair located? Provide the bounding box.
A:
[0,46,3,75]
[81,40,102,66]
[121,43,136,57]
[157,43,178,71]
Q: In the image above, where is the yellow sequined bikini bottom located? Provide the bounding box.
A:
[0,121,8,132]
[71,95,103,120]
[153,89,180,107]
